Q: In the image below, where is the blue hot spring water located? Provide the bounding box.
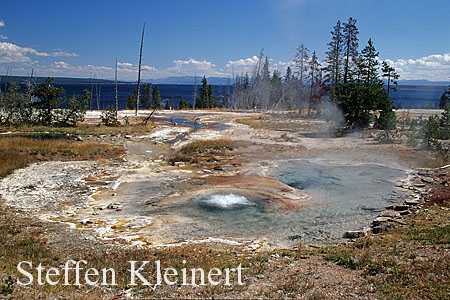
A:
[144,159,407,247]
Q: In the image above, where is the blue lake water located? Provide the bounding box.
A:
[390,85,447,109]
[57,83,228,110]
[20,82,449,110]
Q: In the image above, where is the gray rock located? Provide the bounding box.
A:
[343,231,365,239]
[405,199,420,206]
[144,200,158,206]
[174,162,186,167]
[124,218,151,229]
[393,204,410,211]
[393,219,407,225]
[380,210,401,218]
[372,216,392,226]
[372,223,389,234]
[107,202,122,209]
[400,210,411,216]
[421,177,434,184]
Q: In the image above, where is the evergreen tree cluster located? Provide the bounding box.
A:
[194,76,217,109]
[229,17,401,130]
[126,83,161,110]
[323,18,400,129]
[0,77,88,126]
[178,97,192,109]
[440,83,450,109]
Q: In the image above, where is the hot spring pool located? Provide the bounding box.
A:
[144,159,407,247]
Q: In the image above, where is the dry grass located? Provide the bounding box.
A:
[168,139,235,166]
[236,115,327,133]
[0,123,155,136]
[179,139,234,155]
[0,136,124,178]
[317,202,450,300]
[0,204,266,299]
[235,115,268,129]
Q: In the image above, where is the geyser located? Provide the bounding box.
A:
[200,193,256,209]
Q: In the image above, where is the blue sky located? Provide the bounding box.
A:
[1,0,449,81]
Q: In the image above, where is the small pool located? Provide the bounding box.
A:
[142,160,407,247]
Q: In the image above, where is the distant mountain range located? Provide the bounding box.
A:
[397,79,450,86]
[0,75,114,85]
[147,76,231,85]
[1,75,448,86]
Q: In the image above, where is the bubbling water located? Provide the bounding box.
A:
[201,193,256,209]
[142,160,407,247]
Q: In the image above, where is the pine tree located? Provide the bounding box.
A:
[243,73,250,88]
[381,61,399,96]
[140,83,153,109]
[32,77,65,125]
[1,79,32,125]
[178,96,190,109]
[335,38,394,129]
[270,70,283,108]
[440,84,450,109]
[284,66,293,83]
[324,20,344,89]
[294,44,309,83]
[262,57,270,81]
[208,84,217,108]
[196,76,209,109]
[343,17,359,84]
[152,86,162,109]
[126,89,137,110]
[307,51,322,115]
[359,39,379,85]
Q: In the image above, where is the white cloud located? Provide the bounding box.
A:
[117,62,135,68]
[50,50,78,57]
[225,56,260,74]
[117,61,156,73]
[155,58,227,77]
[225,56,294,76]
[0,42,50,63]
[226,56,259,68]
[0,34,7,40]
[0,20,4,27]
[170,58,225,76]
[46,61,113,78]
[52,61,71,69]
[0,42,82,64]
[385,53,450,81]
[173,58,215,69]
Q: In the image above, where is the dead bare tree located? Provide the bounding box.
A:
[115,59,118,118]
[136,23,145,116]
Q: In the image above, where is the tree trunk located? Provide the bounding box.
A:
[115,59,118,117]
[136,23,145,116]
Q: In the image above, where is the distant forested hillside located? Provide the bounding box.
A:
[0,76,114,85]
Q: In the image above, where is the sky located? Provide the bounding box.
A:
[0,0,449,82]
